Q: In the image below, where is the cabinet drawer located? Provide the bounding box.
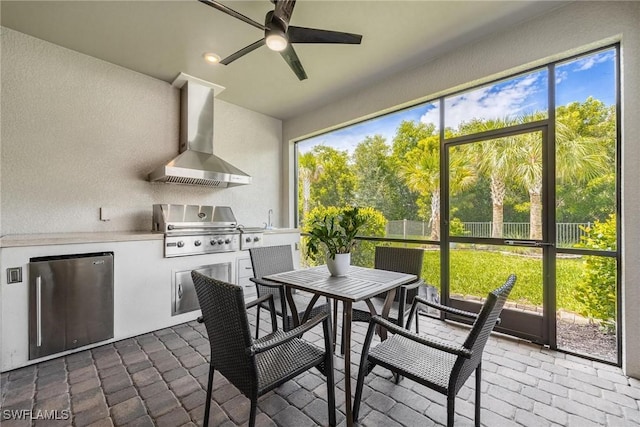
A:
[238,276,254,288]
[237,257,254,279]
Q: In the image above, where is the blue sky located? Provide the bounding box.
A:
[298,49,616,155]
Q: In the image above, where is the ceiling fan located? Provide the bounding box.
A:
[198,0,363,80]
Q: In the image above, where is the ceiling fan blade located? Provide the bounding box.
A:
[280,44,307,81]
[288,26,362,44]
[273,0,296,29]
[198,0,267,31]
[220,39,266,65]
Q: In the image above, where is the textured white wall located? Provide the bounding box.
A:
[283,1,640,378]
[0,28,282,234]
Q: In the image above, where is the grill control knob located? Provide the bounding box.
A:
[217,239,224,245]
[210,239,217,245]
[194,240,201,247]
[225,238,231,244]
[246,237,252,243]
[177,241,185,248]
[253,236,260,242]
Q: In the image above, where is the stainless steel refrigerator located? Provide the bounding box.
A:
[29,252,114,360]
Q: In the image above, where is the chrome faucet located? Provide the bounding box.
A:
[266,209,274,229]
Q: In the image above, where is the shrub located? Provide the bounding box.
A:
[449,217,467,236]
[302,206,386,267]
[574,214,617,331]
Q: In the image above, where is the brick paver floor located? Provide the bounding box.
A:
[2,307,640,426]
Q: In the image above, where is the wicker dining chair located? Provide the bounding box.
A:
[192,271,336,427]
[249,245,330,337]
[353,274,517,427]
[351,246,427,334]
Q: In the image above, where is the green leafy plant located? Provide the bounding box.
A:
[573,214,617,331]
[304,206,369,261]
[448,217,468,237]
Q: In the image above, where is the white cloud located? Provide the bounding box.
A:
[573,51,615,71]
[556,70,569,84]
[421,73,544,129]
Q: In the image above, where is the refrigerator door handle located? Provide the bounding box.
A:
[36,276,42,347]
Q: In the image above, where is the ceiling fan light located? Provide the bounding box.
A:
[266,33,288,51]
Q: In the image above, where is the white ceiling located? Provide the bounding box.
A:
[1,1,566,120]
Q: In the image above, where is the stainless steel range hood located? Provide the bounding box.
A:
[149,73,251,188]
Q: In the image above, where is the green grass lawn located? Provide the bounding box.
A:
[337,240,603,316]
[420,248,586,314]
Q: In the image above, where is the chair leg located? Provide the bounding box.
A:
[249,398,257,427]
[415,311,420,334]
[324,326,337,426]
[203,363,215,427]
[354,321,379,422]
[255,305,261,339]
[475,364,482,427]
[332,299,339,351]
[447,395,455,427]
[269,303,277,334]
[319,313,337,426]
[352,362,367,422]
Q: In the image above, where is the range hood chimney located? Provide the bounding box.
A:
[148,73,251,188]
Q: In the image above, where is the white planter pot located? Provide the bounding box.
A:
[326,252,351,277]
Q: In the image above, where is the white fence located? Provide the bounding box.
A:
[387,220,592,246]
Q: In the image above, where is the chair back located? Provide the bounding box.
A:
[191,271,256,395]
[375,246,424,301]
[249,245,294,297]
[375,246,424,275]
[451,274,517,393]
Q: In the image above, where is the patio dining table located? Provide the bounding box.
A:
[263,264,417,427]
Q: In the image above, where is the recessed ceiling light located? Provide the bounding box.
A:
[203,53,221,64]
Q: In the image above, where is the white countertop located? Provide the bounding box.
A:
[263,228,300,234]
[0,231,162,248]
[0,228,300,248]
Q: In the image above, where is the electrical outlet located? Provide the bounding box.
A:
[7,267,22,284]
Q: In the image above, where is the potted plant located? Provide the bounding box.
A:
[305,206,368,276]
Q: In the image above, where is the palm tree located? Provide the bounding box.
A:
[402,133,476,240]
[458,118,520,238]
[513,121,610,240]
[513,131,544,239]
[401,134,441,239]
[298,152,323,223]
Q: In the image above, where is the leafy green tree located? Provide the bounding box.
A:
[556,98,616,225]
[556,97,615,140]
[352,135,391,217]
[387,120,433,221]
[304,145,356,213]
[298,151,323,223]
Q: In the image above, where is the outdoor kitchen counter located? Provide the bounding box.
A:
[263,228,299,234]
[0,231,162,248]
[0,229,300,248]
[0,228,302,371]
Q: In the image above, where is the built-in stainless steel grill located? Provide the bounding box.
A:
[153,204,240,257]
